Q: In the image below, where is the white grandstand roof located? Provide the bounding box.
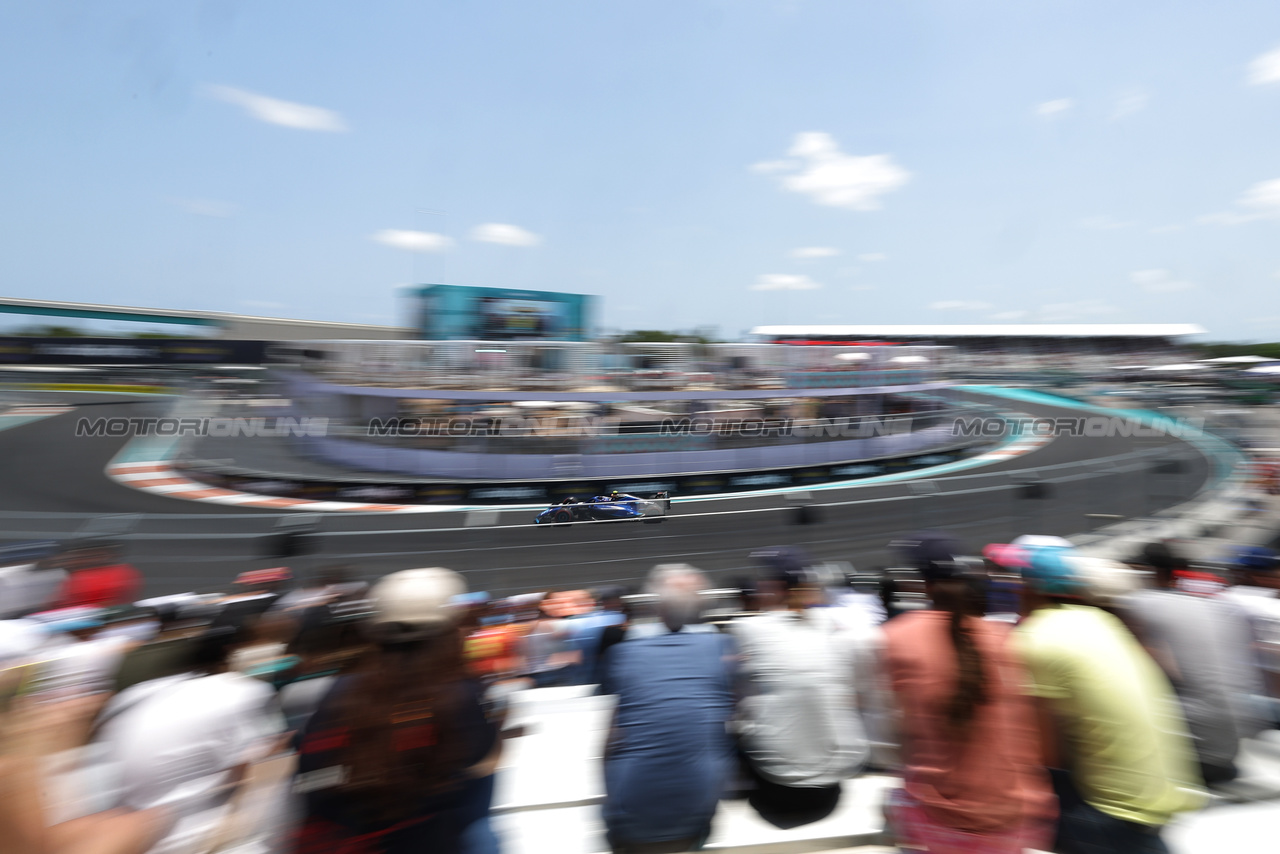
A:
[751,324,1205,339]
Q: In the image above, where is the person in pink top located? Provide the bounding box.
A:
[881,532,1056,853]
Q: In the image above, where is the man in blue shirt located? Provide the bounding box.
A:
[600,565,736,854]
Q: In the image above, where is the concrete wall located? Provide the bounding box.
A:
[292,425,968,479]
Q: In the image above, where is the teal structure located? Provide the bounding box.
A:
[411,284,595,341]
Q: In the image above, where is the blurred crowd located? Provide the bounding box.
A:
[3,534,1280,854]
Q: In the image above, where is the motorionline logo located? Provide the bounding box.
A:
[951,416,1205,438]
[76,416,329,438]
[366,416,914,438]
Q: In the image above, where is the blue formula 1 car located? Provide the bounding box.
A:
[535,491,671,525]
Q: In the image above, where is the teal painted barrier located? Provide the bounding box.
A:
[957,385,1246,486]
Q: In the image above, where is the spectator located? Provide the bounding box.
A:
[599,564,736,854]
[207,569,292,640]
[112,605,200,694]
[272,565,362,613]
[93,625,288,854]
[278,601,370,734]
[293,567,497,854]
[593,592,633,686]
[1014,546,1203,854]
[1122,542,1266,785]
[1,679,164,854]
[520,592,579,688]
[17,608,137,700]
[881,539,1055,853]
[1221,545,1280,724]
[563,587,625,686]
[730,547,868,828]
[233,567,292,598]
[463,601,522,683]
[56,545,142,611]
[229,610,298,681]
[0,544,67,620]
[876,572,903,622]
[827,571,887,632]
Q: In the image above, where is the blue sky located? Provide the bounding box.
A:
[3,1,1280,340]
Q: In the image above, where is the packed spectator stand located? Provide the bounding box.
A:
[4,530,1280,854]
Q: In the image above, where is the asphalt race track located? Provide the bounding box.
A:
[0,390,1215,596]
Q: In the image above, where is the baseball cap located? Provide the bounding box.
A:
[1021,546,1085,596]
[235,567,292,586]
[369,567,467,641]
[890,531,971,582]
[58,565,143,609]
[983,543,1029,569]
[26,606,106,633]
[1012,534,1074,549]
[985,535,1074,571]
[1070,555,1144,607]
[751,545,816,588]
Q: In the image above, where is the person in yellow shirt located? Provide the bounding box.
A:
[1012,545,1204,854]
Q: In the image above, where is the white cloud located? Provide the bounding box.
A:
[990,310,1028,321]
[1035,98,1073,118]
[857,252,888,262]
[1248,46,1280,85]
[1112,90,1148,119]
[1240,179,1280,213]
[751,274,822,291]
[789,246,840,259]
[470,223,542,247]
[751,132,910,211]
[930,300,993,311]
[1200,178,1280,225]
[207,85,348,132]
[1130,269,1196,293]
[174,198,236,217]
[371,229,454,252]
[1078,215,1134,230]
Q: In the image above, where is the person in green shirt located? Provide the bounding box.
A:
[1012,545,1204,854]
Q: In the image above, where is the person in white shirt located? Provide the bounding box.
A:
[730,547,869,828]
[93,627,286,854]
[1221,546,1280,726]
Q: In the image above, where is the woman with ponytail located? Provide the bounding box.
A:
[292,568,498,854]
[880,533,1055,853]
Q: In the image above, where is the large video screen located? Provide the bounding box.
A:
[476,297,567,339]
[416,285,593,341]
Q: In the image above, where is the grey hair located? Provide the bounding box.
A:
[646,563,707,631]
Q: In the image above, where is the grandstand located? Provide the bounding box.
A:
[752,324,1206,380]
